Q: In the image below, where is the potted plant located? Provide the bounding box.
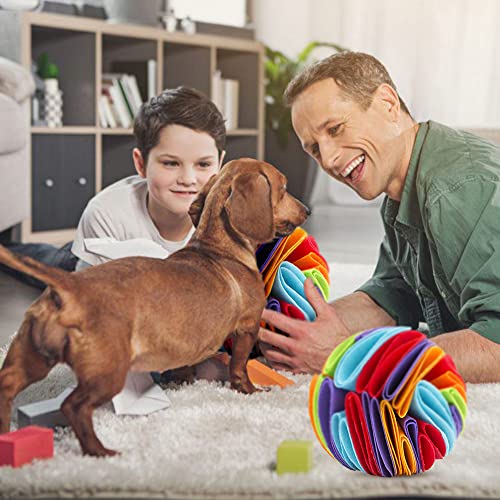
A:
[264,41,346,202]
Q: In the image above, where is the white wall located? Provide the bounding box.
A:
[253,0,311,58]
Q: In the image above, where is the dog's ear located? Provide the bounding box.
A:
[188,174,218,227]
[224,172,274,242]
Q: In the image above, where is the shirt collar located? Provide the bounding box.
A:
[384,121,430,229]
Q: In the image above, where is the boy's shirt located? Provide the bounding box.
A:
[71,175,194,267]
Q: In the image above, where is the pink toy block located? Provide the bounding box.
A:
[0,425,53,467]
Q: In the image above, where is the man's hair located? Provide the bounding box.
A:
[134,86,226,163]
[284,51,411,116]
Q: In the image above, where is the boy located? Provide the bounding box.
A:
[2,86,226,278]
[72,86,225,268]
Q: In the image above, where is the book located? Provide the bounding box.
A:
[97,95,108,127]
[100,94,117,128]
[103,73,135,121]
[211,70,223,113]
[111,59,157,102]
[223,78,239,130]
[147,60,156,101]
[211,71,240,130]
[124,74,143,113]
[110,83,131,128]
[116,77,134,119]
[102,78,131,128]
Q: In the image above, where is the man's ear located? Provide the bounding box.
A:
[188,174,218,227]
[375,83,400,119]
[133,148,146,178]
[224,172,274,242]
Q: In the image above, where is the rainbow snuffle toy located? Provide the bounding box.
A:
[257,227,330,322]
[223,227,329,353]
[309,327,467,476]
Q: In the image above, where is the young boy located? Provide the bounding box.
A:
[73,86,225,268]
[2,86,225,279]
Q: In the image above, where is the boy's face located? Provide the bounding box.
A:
[133,124,223,217]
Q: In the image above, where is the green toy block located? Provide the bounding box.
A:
[276,440,313,475]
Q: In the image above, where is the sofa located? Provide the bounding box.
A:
[0,56,34,234]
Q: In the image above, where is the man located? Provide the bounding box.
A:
[259,51,500,383]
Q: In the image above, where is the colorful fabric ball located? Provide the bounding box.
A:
[256,227,330,325]
[309,327,467,476]
[225,228,330,353]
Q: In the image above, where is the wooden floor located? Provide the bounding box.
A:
[0,204,384,348]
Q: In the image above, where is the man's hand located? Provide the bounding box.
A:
[258,278,351,374]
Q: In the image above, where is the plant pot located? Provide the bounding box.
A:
[265,129,318,205]
[104,0,162,27]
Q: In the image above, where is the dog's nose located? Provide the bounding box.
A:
[305,204,312,216]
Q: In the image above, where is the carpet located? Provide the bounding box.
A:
[1,263,499,499]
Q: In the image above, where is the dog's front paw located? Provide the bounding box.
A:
[231,378,261,394]
[84,447,120,458]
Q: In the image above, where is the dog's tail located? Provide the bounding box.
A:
[0,244,74,292]
[0,244,80,362]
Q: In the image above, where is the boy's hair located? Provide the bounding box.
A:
[284,51,411,117]
[134,86,226,164]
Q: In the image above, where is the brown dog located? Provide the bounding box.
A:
[0,159,309,457]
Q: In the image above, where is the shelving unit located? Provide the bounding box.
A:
[0,11,265,244]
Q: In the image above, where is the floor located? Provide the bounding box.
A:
[0,204,385,348]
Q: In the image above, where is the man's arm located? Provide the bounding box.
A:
[433,329,500,383]
[260,282,500,382]
[331,291,396,333]
[259,281,395,373]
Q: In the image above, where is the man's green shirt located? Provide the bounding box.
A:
[358,121,500,343]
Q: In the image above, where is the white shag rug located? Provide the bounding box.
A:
[1,263,499,499]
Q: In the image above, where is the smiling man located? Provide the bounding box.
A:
[259,51,500,383]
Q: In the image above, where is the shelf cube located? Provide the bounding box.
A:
[276,440,313,475]
[0,426,53,468]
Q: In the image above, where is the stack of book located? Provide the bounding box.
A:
[212,70,239,131]
[99,60,157,129]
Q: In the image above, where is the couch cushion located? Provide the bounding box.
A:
[0,57,35,103]
[0,93,28,154]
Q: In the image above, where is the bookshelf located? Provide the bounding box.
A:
[0,11,265,244]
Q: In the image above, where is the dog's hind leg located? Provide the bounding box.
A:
[229,329,259,394]
[0,320,54,433]
[61,364,128,457]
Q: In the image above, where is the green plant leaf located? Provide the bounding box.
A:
[297,41,347,63]
[46,63,59,79]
